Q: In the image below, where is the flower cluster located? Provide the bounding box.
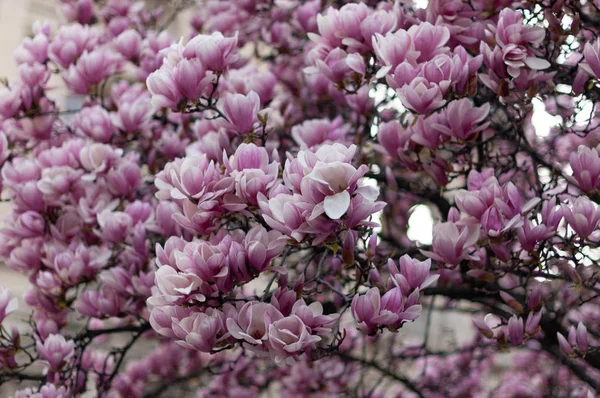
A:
[0,0,599,397]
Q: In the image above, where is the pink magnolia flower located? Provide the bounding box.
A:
[359,9,397,48]
[73,105,116,143]
[582,40,600,79]
[397,77,446,114]
[174,240,229,286]
[295,144,370,221]
[372,288,422,330]
[495,9,545,48]
[291,300,338,335]
[112,96,153,133]
[146,67,184,110]
[75,287,122,318]
[226,302,284,345]
[372,30,419,77]
[312,4,367,48]
[296,0,320,33]
[172,309,226,353]
[422,221,480,265]
[557,331,575,357]
[377,120,411,157]
[572,322,589,355]
[151,265,204,305]
[507,315,524,345]
[267,315,321,365]
[291,117,350,150]
[183,32,239,72]
[114,29,142,61]
[472,317,494,339]
[525,311,542,336]
[222,91,261,134]
[13,211,46,238]
[62,0,94,24]
[408,22,450,62]
[172,57,212,102]
[387,255,439,293]
[157,155,232,202]
[433,99,490,141]
[562,197,600,239]
[96,210,133,243]
[224,143,279,206]
[36,334,75,370]
[15,384,68,398]
[63,49,120,94]
[14,32,49,65]
[351,287,381,335]
[258,192,306,242]
[492,9,550,77]
[48,24,98,68]
[0,288,18,324]
[0,85,22,119]
[244,225,287,272]
[569,146,600,192]
[106,160,141,196]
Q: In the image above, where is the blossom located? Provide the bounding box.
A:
[387,255,439,293]
[408,22,450,62]
[0,288,18,324]
[172,310,226,353]
[36,334,75,370]
[434,99,490,141]
[146,67,184,110]
[225,143,279,205]
[397,77,446,114]
[562,197,600,239]
[151,266,204,305]
[73,105,116,143]
[351,287,381,335]
[114,29,142,61]
[569,146,600,192]
[422,221,480,265]
[48,24,98,68]
[226,302,283,345]
[63,49,120,94]
[183,32,239,71]
[222,91,261,133]
[372,30,419,77]
[583,40,600,79]
[267,315,321,364]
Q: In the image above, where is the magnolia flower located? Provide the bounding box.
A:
[302,160,368,219]
[183,32,239,72]
[387,255,439,293]
[372,30,419,77]
[226,302,284,345]
[0,288,18,324]
[397,78,446,114]
[562,197,600,239]
[351,287,381,335]
[223,91,261,133]
[569,146,600,192]
[152,266,204,305]
[422,221,480,265]
[36,334,75,370]
[267,315,321,365]
[583,40,600,79]
[172,310,225,353]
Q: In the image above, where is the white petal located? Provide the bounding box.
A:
[355,185,379,202]
[323,191,351,220]
[524,57,550,70]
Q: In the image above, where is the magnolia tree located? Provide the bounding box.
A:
[2,0,600,396]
